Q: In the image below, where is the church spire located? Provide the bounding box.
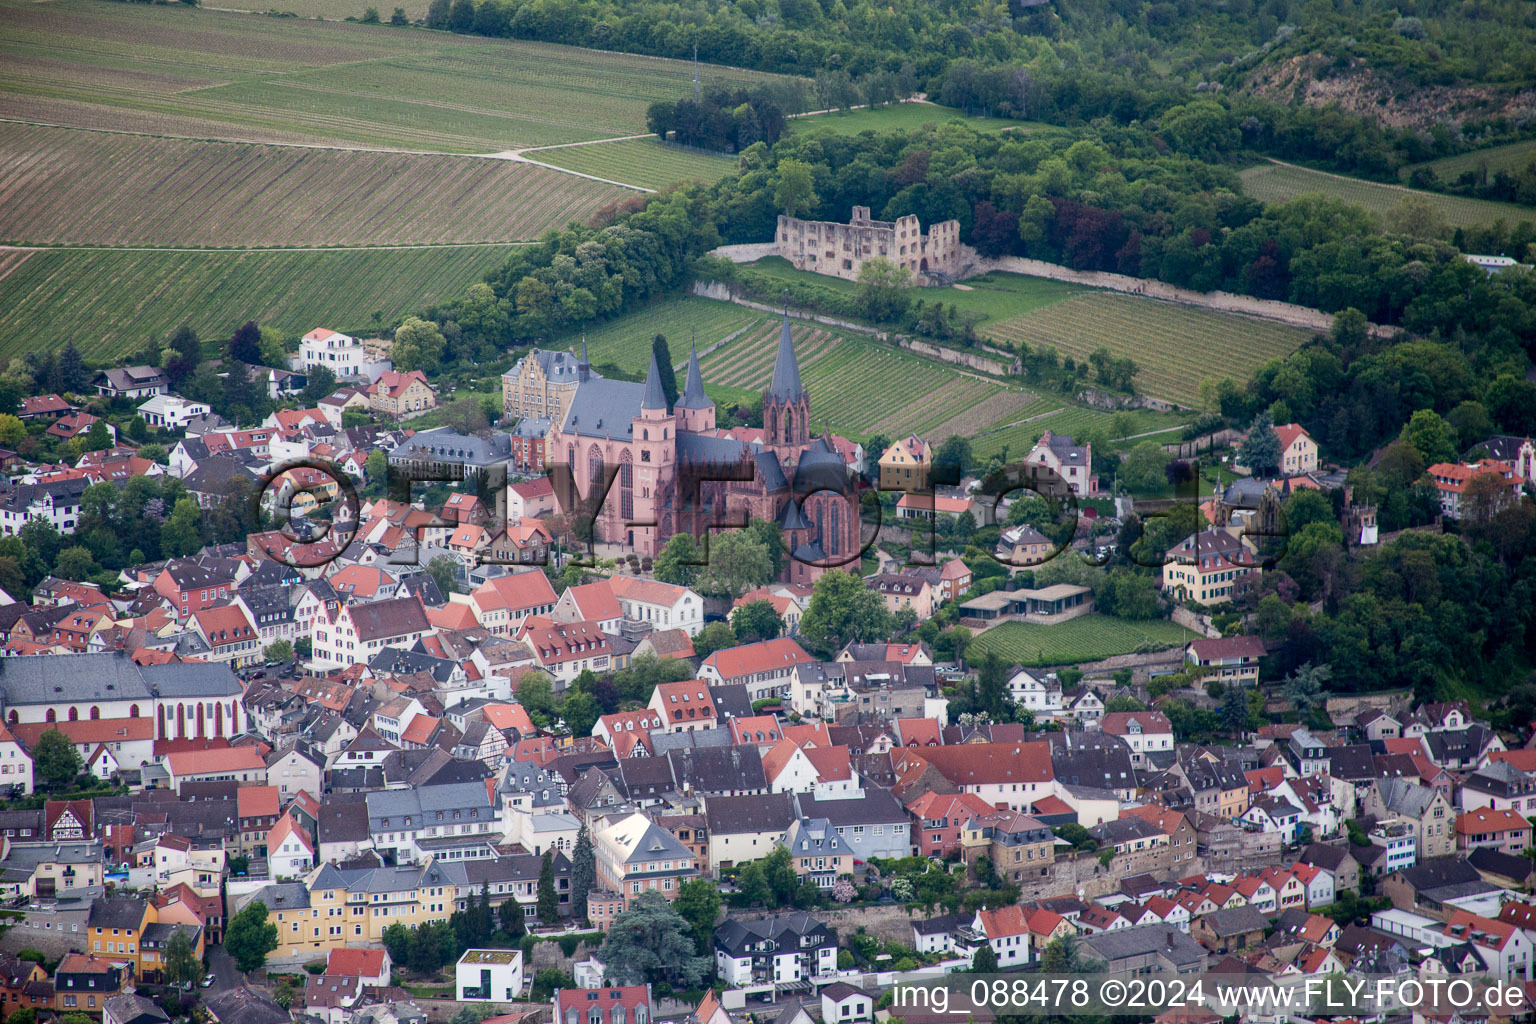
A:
[767,313,804,402]
[677,343,710,410]
[578,337,590,382]
[641,347,668,411]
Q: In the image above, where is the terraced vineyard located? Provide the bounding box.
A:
[985,292,1310,408]
[0,124,626,247]
[0,245,511,360]
[531,139,741,190]
[0,0,793,151]
[700,320,1022,439]
[967,615,1196,666]
[574,297,764,375]
[1408,140,1536,181]
[1240,161,1535,231]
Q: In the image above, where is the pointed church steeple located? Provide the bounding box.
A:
[768,313,804,402]
[641,348,668,411]
[763,312,810,449]
[677,344,710,410]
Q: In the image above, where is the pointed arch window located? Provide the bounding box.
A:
[620,453,634,521]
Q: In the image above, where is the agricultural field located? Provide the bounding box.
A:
[1240,160,1535,231]
[984,292,1310,408]
[0,0,791,151]
[966,614,1197,666]
[529,139,741,190]
[968,403,1188,462]
[0,124,627,247]
[570,296,765,376]
[698,318,1024,439]
[789,103,1031,136]
[745,260,1084,327]
[0,245,512,360]
[1406,139,1536,182]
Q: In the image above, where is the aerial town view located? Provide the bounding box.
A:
[3,0,1536,1022]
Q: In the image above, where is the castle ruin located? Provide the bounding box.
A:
[776,206,970,285]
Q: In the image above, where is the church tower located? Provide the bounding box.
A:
[763,314,810,452]
[675,343,715,433]
[626,349,675,556]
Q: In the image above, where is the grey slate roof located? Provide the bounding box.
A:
[768,315,804,401]
[705,792,795,835]
[389,427,512,468]
[677,344,710,410]
[560,378,645,440]
[641,349,668,411]
[0,653,239,704]
[1082,923,1207,969]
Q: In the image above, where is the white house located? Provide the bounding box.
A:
[311,596,431,670]
[267,812,315,880]
[299,329,390,382]
[1099,712,1173,767]
[456,949,524,1002]
[1007,669,1064,717]
[137,394,212,431]
[608,576,705,637]
[820,984,873,1023]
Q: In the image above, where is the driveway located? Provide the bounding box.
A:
[205,944,241,994]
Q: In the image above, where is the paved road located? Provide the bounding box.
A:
[206,944,241,995]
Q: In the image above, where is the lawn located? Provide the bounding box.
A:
[789,103,1034,136]
[0,0,794,151]
[984,292,1311,408]
[530,138,741,190]
[1240,160,1536,231]
[1406,139,1536,182]
[0,123,626,246]
[968,403,1188,462]
[966,615,1197,666]
[743,260,1083,326]
[0,245,511,360]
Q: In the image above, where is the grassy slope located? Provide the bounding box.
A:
[529,139,740,190]
[789,103,1034,136]
[1240,161,1535,230]
[0,123,627,246]
[0,245,512,360]
[966,614,1196,666]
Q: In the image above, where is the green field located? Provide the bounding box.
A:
[697,317,1029,439]
[745,259,1083,326]
[966,615,1196,666]
[0,0,791,151]
[790,103,1031,136]
[1407,140,1536,182]
[985,292,1310,408]
[530,139,741,190]
[969,405,1188,462]
[1240,161,1536,231]
[567,296,765,377]
[0,123,626,246]
[0,245,511,360]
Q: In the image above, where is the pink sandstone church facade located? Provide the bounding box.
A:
[546,316,861,584]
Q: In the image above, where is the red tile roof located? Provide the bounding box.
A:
[701,636,814,681]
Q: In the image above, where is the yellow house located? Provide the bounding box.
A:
[1275,424,1319,477]
[1161,529,1258,607]
[879,435,930,491]
[249,860,465,958]
[367,370,439,417]
[87,898,206,983]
